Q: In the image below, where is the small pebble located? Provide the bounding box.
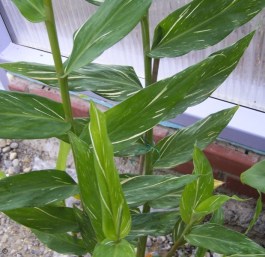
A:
[23,167,32,173]
[2,146,11,153]
[8,167,15,175]
[12,158,20,167]
[6,139,12,145]
[10,142,19,149]
[10,152,18,161]
[146,237,153,247]
[0,139,6,148]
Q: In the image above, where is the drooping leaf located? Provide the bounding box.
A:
[122,174,197,208]
[69,132,104,241]
[180,146,213,224]
[106,33,254,147]
[0,170,78,211]
[0,62,142,101]
[11,0,45,23]
[4,206,79,233]
[89,102,131,240]
[150,0,265,57]
[153,107,238,169]
[93,239,135,257]
[65,0,152,74]
[0,91,71,139]
[32,229,88,255]
[245,193,263,234]
[85,0,104,6]
[240,160,265,193]
[185,223,265,255]
[128,211,179,240]
[194,195,243,218]
[74,207,97,253]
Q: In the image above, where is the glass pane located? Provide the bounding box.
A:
[0,0,265,112]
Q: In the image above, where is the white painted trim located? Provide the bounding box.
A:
[0,18,264,153]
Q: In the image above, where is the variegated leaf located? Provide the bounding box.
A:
[180,146,213,224]
[0,62,142,101]
[122,174,197,208]
[153,107,238,169]
[105,33,253,147]
[85,0,104,6]
[150,0,265,57]
[11,0,45,23]
[65,0,152,74]
[0,90,71,139]
[89,102,131,240]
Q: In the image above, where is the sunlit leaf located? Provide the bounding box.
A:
[11,0,45,23]
[180,146,213,224]
[32,229,88,255]
[153,107,238,169]
[89,102,131,240]
[0,62,142,101]
[93,239,135,257]
[240,160,265,193]
[65,0,152,74]
[0,91,71,139]
[150,0,265,57]
[185,223,265,255]
[106,33,253,147]
[4,206,79,233]
[0,170,78,211]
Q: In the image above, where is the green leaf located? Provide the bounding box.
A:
[0,62,142,101]
[240,160,265,193]
[210,207,225,225]
[122,174,197,208]
[185,223,265,255]
[85,0,104,6]
[11,0,45,23]
[89,102,131,240]
[245,193,263,234]
[69,132,104,242]
[172,217,186,243]
[93,239,135,257]
[150,0,265,57]
[128,211,179,240]
[228,254,265,257]
[106,33,254,147]
[180,146,213,224]
[194,195,243,218]
[74,207,97,253]
[65,0,152,74]
[32,229,88,255]
[148,190,181,209]
[0,91,71,139]
[0,171,5,179]
[4,206,79,233]
[0,170,78,211]
[153,107,238,169]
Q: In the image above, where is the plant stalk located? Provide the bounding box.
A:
[44,0,73,124]
[136,13,154,257]
[56,140,71,171]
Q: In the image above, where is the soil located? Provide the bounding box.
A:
[0,138,264,256]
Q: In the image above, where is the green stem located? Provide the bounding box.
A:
[44,0,73,124]
[56,140,71,171]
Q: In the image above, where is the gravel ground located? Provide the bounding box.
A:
[0,138,264,256]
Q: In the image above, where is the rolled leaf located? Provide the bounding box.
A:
[150,0,265,57]
[32,229,88,255]
[89,102,131,240]
[4,206,79,233]
[65,0,152,74]
[185,223,265,255]
[11,0,45,23]
[69,132,104,241]
[93,239,135,257]
[106,33,254,146]
[153,107,238,169]
[240,160,265,193]
[0,91,71,139]
[180,146,213,224]
[0,170,78,211]
[0,62,142,101]
[122,174,197,208]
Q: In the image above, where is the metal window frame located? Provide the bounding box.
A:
[0,12,264,153]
